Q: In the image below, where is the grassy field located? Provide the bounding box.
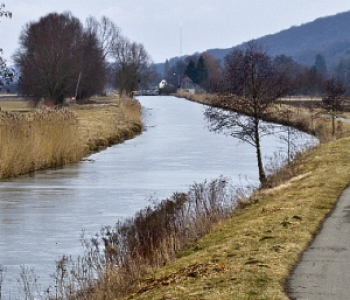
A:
[112,93,350,300]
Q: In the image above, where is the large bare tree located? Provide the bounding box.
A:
[205,42,290,186]
[14,12,106,105]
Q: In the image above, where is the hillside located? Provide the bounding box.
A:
[208,11,350,68]
[157,11,350,73]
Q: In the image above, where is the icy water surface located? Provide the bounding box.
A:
[0,96,315,295]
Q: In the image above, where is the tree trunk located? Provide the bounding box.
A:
[254,118,266,186]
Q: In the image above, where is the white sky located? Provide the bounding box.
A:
[1,0,350,63]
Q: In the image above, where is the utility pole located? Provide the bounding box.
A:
[75,72,82,100]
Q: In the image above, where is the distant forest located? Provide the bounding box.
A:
[156,11,350,78]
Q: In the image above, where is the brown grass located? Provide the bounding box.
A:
[0,93,141,179]
[0,109,83,178]
[74,94,142,154]
[109,93,350,300]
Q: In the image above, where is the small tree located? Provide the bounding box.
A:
[322,77,346,136]
[314,54,328,77]
[195,55,208,85]
[205,42,290,186]
[184,59,197,83]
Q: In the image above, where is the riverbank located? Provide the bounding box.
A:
[0,94,142,179]
[112,93,350,299]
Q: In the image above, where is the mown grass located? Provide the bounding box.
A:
[0,93,141,179]
[113,93,350,300]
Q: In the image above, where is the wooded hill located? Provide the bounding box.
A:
[209,11,350,68]
[158,10,350,72]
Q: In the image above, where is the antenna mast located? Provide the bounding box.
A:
[180,22,182,57]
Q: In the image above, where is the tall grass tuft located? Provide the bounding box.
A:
[0,109,85,178]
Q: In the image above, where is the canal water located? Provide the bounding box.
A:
[0,96,315,295]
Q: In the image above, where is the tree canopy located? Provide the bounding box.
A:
[14,12,106,105]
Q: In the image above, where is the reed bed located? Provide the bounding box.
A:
[74,96,142,154]
[0,109,84,178]
[0,94,142,179]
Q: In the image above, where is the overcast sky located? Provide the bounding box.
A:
[1,0,350,64]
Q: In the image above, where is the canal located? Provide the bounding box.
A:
[0,96,315,296]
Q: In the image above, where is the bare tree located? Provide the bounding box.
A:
[14,12,107,105]
[112,36,152,96]
[322,76,346,136]
[86,16,121,61]
[205,42,290,186]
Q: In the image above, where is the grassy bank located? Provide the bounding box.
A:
[0,94,141,179]
[74,95,142,154]
[111,93,350,299]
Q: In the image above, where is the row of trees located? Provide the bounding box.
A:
[162,49,350,98]
[163,53,221,92]
[13,12,153,105]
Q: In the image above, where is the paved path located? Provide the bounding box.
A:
[287,187,350,299]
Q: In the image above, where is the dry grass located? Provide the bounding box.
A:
[74,94,142,154]
[120,131,350,300]
[0,95,35,112]
[0,109,84,178]
[0,93,141,179]
[114,93,350,300]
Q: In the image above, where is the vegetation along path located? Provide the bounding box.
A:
[122,92,350,300]
[287,186,350,300]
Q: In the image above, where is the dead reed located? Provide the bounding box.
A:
[0,94,142,179]
[75,96,142,155]
[0,109,84,178]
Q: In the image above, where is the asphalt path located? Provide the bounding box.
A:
[287,186,350,299]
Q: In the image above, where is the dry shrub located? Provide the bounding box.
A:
[0,109,85,178]
[47,178,247,300]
